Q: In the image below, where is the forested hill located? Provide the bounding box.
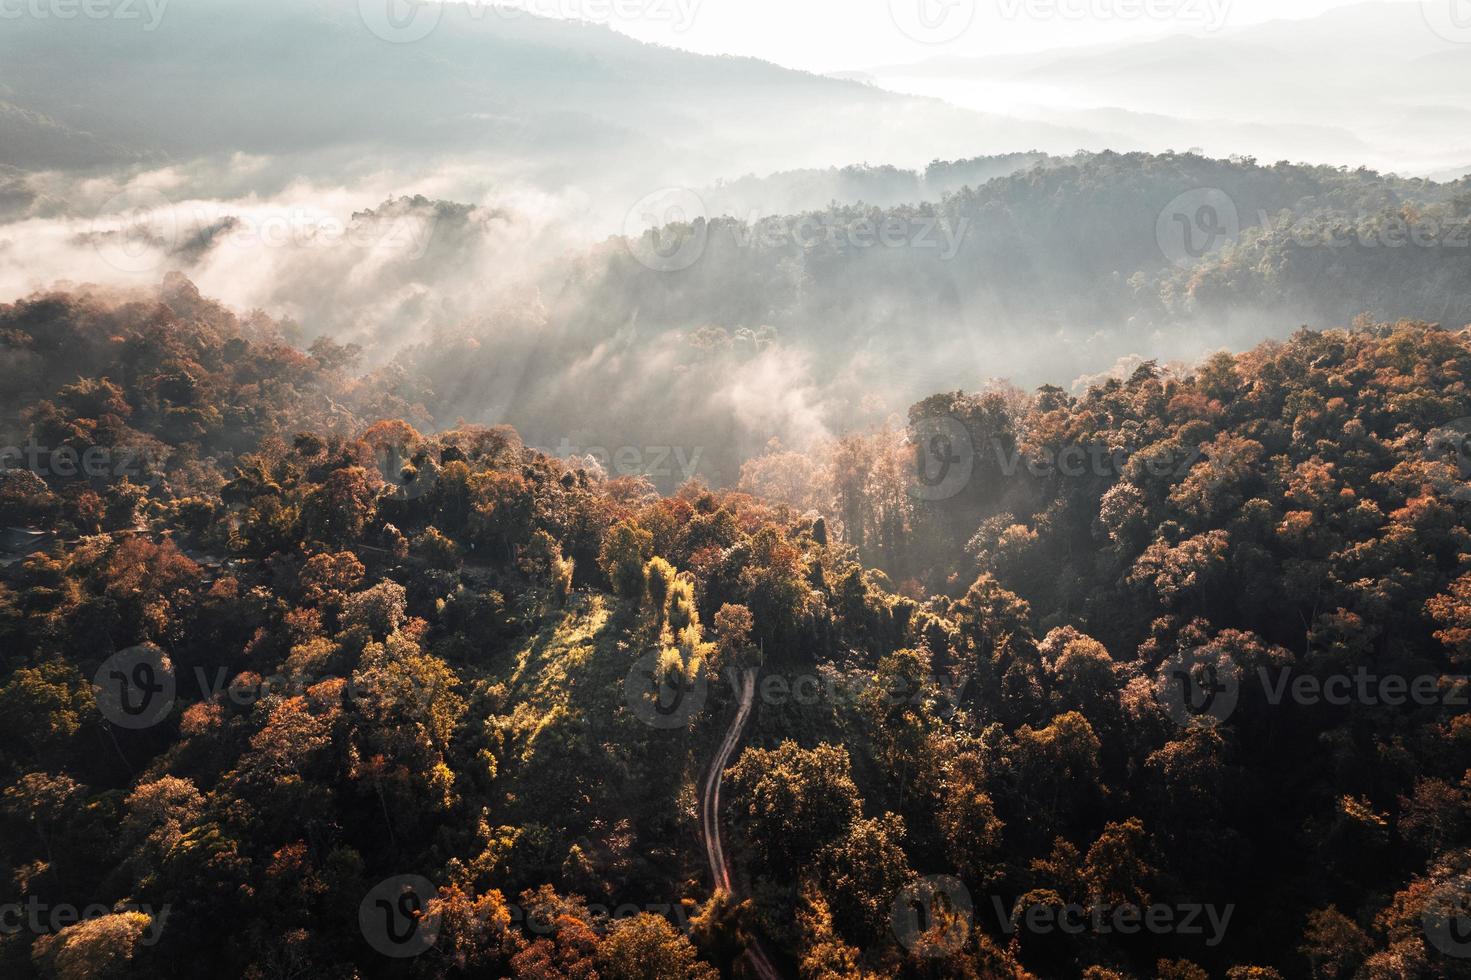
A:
[8,153,1469,496]
[2,282,1471,976]
[398,152,1471,487]
[590,151,1471,346]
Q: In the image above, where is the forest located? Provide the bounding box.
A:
[5,0,1471,974]
[2,273,1471,978]
[373,152,1471,490]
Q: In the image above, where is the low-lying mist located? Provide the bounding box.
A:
[3,145,1470,491]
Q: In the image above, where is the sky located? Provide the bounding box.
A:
[486,0,1421,73]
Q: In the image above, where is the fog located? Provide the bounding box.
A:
[2,0,1469,487]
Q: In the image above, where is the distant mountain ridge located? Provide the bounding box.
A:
[858,1,1471,176]
[0,0,1095,187]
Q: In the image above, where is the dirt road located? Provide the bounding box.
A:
[701,667,782,980]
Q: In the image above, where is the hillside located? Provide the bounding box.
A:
[0,0,1091,190]
[2,281,1471,976]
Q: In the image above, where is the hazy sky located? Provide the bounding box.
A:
[489,0,1421,73]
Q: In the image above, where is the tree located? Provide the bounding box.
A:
[341,580,408,639]
[1082,818,1156,908]
[523,530,575,601]
[795,885,882,980]
[726,741,860,869]
[596,913,717,980]
[301,465,377,545]
[0,662,87,759]
[817,812,914,947]
[1157,962,1210,980]
[1428,571,1471,665]
[937,755,1005,883]
[1298,906,1371,980]
[121,775,204,875]
[1013,712,1102,835]
[686,891,756,977]
[511,913,600,979]
[600,520,653,601]
[412,526,462,571]
[426,883,515,974]
[32,912,154,980]
[297,551,365,607]
[645,556,677,618]
[1041,629,1119,733]
[712,603,754,668]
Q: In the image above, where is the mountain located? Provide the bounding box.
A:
[0,0,1101,197]
[0,101,134,172]
[860,1,1471,176]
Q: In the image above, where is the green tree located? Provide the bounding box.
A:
[726,741,860,869]
[596,913,717,980]
[600,520,653,601]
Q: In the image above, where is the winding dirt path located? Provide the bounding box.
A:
[701,667,782,980]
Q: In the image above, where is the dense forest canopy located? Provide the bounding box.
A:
[2,276,1471,977]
